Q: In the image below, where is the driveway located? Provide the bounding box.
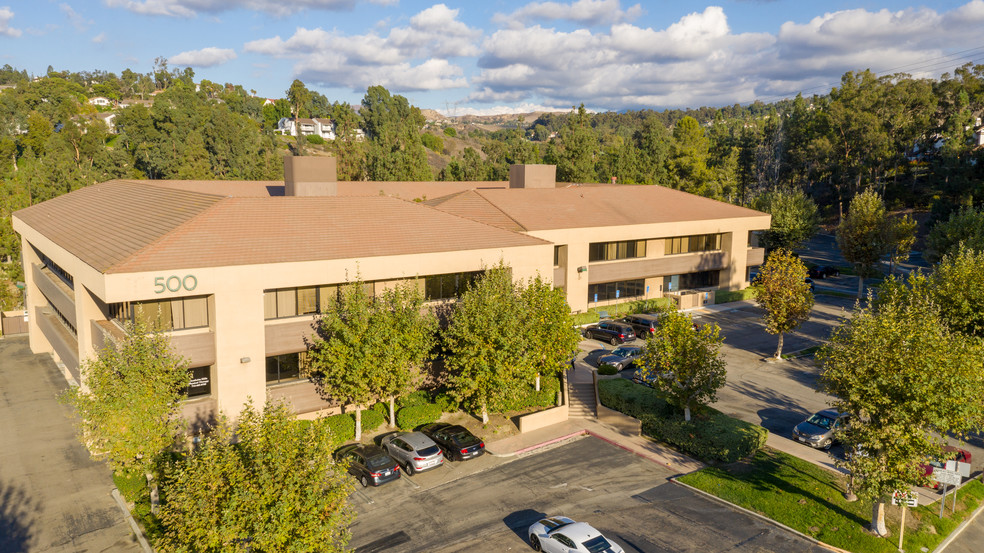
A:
[0,335,140,553]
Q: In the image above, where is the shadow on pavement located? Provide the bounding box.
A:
[0,479,37,553]
[503,509,547,543]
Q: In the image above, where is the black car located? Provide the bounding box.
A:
[419,423,485,461]
[582,320,636,345]
[619,313,664,339]
[808,265,840,279]
[805,277,816,292]
[334,444,401,487]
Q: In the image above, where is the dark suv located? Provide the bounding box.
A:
[583,320,636,345]
[620,313,664,339]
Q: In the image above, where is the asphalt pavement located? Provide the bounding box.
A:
[0,335,140,553]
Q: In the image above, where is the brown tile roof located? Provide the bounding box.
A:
[127,179,509,201]
[15,181,546,274]
[427,186,769,231]
[14,181,224,272]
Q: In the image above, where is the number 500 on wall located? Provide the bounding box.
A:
[154,275,198,294]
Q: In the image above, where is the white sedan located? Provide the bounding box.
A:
[528,516,624,553]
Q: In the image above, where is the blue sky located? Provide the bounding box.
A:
[1,0,981,114]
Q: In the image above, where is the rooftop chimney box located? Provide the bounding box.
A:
[509,164,556,189]
[284,156,337,197]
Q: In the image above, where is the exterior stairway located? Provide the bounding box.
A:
[566,367,597,419]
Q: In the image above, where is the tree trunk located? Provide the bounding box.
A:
[481,403,489,424]
[684,404,692,422]
[354,407,362,441]
[774,333,784,360]
[389,397,396,428]
[857,271,865,300]
[870,501,888,536]
[535,373,540,392]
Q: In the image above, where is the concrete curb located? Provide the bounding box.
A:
[111,488,154,553]
[933,481,984,553]
[670,478,852,553]
[487,430,588,457]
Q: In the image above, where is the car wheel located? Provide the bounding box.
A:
[610,337,618,346]
[530,535,541,551]
[405,463,415,476]
[820,438,832,451]
[360,475,369,488]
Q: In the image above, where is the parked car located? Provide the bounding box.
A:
[419,423,485,461]
[808,265,840,279]
[792,409,849,450]
[380,431,445,475]
[528,516,624,553]
[619,313,664,339]
[334,444,400,487]
[923,446,972,489]
[598,345,644,371]
[805,277,816,293]
[582,320,636,345]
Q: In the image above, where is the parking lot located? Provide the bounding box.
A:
[348,436,828,553]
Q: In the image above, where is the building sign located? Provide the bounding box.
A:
[187,366,211,397]
[155,274,198,294]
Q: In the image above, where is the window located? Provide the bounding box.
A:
[424,271,483,301]
[185,366,211,397]
[664,271,719,291]
[588,240,646,262]
[113,296,209,331]
[265,352,309,385]
[587,279,645,303]
[664,233,723,255]
[553,246,562,267]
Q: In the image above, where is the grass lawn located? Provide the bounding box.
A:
[678,447,984,553]
[781,345,820,359]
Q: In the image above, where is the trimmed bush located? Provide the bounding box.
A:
[397,390,431,409]
[598,363,619,375]
[433,391,458,413]
[361,408,385,433]
[371,402,388,416]
[396,403,442,430]
[598,378,766,463]
[305,134,325,145]
[321,413,356,442]
[500,377,561,411]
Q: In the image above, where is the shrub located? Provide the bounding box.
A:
[598,378,674,418]
[715,288,756,304]
[572,312,600,326]
[371,402,388,415]
[598,364,619,376]
[396,403,442,430]
[305,134,325,145]
[421,133,443,152]
[397,390,431,409]
[361,408,384,433]
[434,391,458,413]
[443,127,457,137]
[500,377,561,411]
[321,413,355,443]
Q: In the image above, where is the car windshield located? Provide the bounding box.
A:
[807,414,835,429]
[451,431,479,447]
[366,454,392,469]
[611,348,632,358]
[583,536,614,553]
[418,445,440,456]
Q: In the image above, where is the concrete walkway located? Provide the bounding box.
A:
[0,335,140,553]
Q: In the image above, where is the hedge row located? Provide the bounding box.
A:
[598,379,767,463]
[396,403,443,430]
[500,377,561,412]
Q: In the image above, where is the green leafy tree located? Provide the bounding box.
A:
[372,282,437,426]
[753,249,814,359]
[886,213,917,275]
[306,280,380,441]
[751,189,820,251]
[635,312,727,421]
[361,85,431,181]
[924,247,984,338]
[158,400,355,552]
[836,189,891,299]
[61,323,189,477]
[818,279,984,536]
[519,275,581,392]
[286,79,312,154]
[556,104,597,183]
[926,206,984,262]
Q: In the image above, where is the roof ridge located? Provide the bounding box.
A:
[411,193,546,243]
[470,189,529,232]
[107,193,230,273]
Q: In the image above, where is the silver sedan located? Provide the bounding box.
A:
[380,431,445,475]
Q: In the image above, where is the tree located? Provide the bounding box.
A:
[634,312,727,421]
[556,104,597,183]
[836,189,891,299]
[286,79,312,154]
[753,249,814,359]
[751,189,820,251]
[925,206,984,262]
[306,280,380,441]
[361,85,431,181]
[925,246,984,338]
[371,282,437,427]
[158,400,355,552]
[886,213,917,275]
[61,323,189,478]
[519,275,581,391]
[818,279,984,536]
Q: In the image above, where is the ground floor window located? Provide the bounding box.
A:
[587,279,645,303]
[664,271,719,292]
[424,271,484,301]
[185,365,211,397]
[265,352,309,385]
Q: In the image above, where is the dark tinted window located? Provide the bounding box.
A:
[366,454,392,469]
[418,445,440,456]
[583,536,614,553]
[451,431,480,447]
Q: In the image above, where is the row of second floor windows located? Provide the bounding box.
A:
[264,270,485,320]
[587,233,725,264]
[110,296,209,331]
[665,233,723,255]
[588,240,647,262]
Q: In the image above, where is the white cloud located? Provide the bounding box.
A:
[244,4,480,92]
[105,0,357,18]
[469,2,983,110]
[0,7,22,37]
[60,3,93,31]
[493,0,642,28]
[92,32,106,43]
[170,47,238,67]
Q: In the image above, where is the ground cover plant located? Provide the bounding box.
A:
[678,447,984,553]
